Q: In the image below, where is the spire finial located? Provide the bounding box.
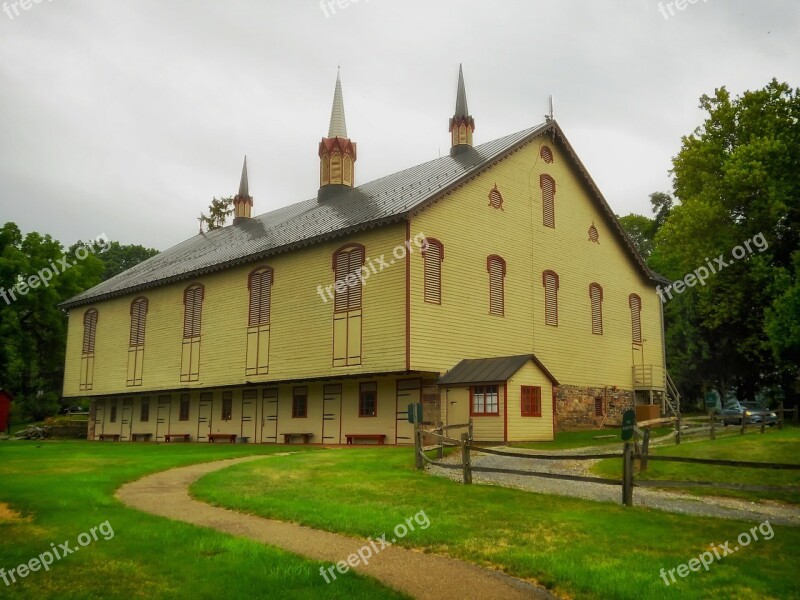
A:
[238,155,249,197]
[327,68,348,138]
[454,63,469,118]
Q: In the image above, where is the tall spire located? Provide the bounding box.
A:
[233,155,253,221]
[327,68,348,138]
[449,63,475,156]
[318,68,357,200]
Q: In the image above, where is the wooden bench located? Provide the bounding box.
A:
[164,433,190,443]
[282,433,314,445]
[130,432,153,442]
[208,433,236,443]
[345,434,386,445]
[98,433,120,442]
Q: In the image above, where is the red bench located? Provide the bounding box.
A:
[98,433,120,442]
[208,433,236,443]
[165,433,190,443]
[282,433,314,444]
[345,434,386,445]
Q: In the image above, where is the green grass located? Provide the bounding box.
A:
[0,441,407,599]
[192,445,800,600]
[592,427,800,504]
[510,427,673,450]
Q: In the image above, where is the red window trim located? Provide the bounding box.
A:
[331,243,366,271]
[521,385,542,417]
[292,386,308,418]
[359,382,378,418]
[469,384,501,417]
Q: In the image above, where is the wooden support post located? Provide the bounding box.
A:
[675,413,681,445]
[640,428,651,472]
[622,441,634,506]
[709,411,716,440]
[778,402,784,430]
[461,432,472,485]
[414,421,423,470]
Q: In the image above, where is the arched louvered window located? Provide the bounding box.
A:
[542,270,559,326]
[330,153,342,184]
[129,298,148,347]
[488,185,503,209]
[422,238,444,304]
[540,145,554,164]
[629,294,643,343]
[82,309,98,354]
[320,154,330,186]
[589,283,603,335]
[333,244,364,312]
[343,155,353,186]
[248,267,273,327]
[487,255,506,316]
[183,284,204,338]
[588,223,599,243]
[541,174,556,228]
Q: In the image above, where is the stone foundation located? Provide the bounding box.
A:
[555,385,634,431]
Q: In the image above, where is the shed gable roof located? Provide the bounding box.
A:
[438,354,559,386]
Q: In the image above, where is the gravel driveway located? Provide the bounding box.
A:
[426,444,800,527]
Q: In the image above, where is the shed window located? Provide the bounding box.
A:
[590,283,603,335]
[521,386,542,417]
[541,174,556,228]
[471,385,499,416]
[422,238,444,304]
[487,255,506,316]
[543,270,559,326]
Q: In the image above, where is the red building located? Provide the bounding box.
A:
[0,389,12,433]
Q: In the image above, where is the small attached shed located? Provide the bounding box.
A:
[0,389,13,434]
[438,355,559,443]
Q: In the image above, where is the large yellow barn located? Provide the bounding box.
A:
[61,66,675,444]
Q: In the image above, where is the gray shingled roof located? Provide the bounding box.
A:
[61,121,664,309]
[438,354,559,386]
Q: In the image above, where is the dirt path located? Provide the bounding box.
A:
[116,455,556,600]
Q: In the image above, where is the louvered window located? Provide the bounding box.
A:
[333,245,364,312]
[248,268,273,326]
[422,238,443,304]
[82,309,98,354]
[541,174,556,228]
[629,294,643,343]
[487,255,506,316]
[588,224,599,243]
[521,386,542,417]
[183,285,204,338]
[540,145,554,164]
[543,271,559,326]
[488,185,503,209]
[129,298,148,347]
[590,283,603,335]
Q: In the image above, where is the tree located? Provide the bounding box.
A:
[200,196,234,231]
[617,192,674,261]
[68,240,159,281]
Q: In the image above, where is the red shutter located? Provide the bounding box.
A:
[590,284,603,335]
[541,175,556,228]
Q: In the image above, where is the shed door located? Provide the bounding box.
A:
[94,400,106,440]
[322,384,342,444]
[121,399,133,441]
[396,379,421,445]
[261,388,278,443]
[197,393,212,441]
[241,390,257,442]
[156,395,171,441]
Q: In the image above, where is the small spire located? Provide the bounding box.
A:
[454,63,469,118]
[238,156,249,197]
[327,68,348,138]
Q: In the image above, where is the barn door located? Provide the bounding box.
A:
[261,388,278,443]
[156,395,171,441]
[241,390,257,442]
[93,399,106,440]
[396,379,421,445]
[322,384,342,444]
[197,392,212,441]
[120,399,133,441]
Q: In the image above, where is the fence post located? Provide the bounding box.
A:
[461,432,472,485]
[675,413,681,445]
[640,428,651,472]
[778,402,784,430]
[709,411,716,441]
[622,442,633,506]
[437,421,444,459]
[468,418,474,442]
[414,422,423,470]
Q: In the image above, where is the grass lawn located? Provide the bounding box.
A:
[192,445,800,600]
[0,441,407,600]
[510,427,673,450]
[592,426,800,504]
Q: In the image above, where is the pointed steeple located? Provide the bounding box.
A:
[449,63,475,156]
[232,155,253,221]
[318,68,357,200]
[327,68,348,138]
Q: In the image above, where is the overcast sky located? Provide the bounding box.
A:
[1,0,797,250]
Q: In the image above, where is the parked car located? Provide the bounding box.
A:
[718,400,777,426]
